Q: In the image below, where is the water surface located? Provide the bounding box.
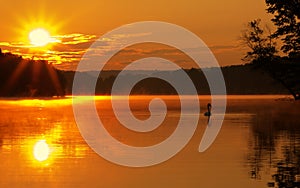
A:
[0,95,299,188]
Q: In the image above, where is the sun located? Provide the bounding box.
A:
[29,28,52,47]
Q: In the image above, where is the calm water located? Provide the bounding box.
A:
[0,95,299,188]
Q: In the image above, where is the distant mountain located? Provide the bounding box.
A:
[64,64,289,95]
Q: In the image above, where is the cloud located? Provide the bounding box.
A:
[0,33,97,69]
[0,31,243,70]
[54,33,97,45]
[208,44,243,54]
[0,42,11,46]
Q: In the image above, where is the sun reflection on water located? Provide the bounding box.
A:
[33,140,50,162]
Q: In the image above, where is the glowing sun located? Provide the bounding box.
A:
[29,28,51,47]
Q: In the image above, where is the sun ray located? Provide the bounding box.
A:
[45,63,65,96]
[14,9,64,47]
[1,59,29,96]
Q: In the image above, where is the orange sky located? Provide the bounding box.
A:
[0,0,273,70]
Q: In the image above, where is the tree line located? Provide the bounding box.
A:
[64,66,289,95]
[0,49,65,97]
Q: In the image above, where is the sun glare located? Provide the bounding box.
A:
[33,140,50,161]
[29,28,52,47]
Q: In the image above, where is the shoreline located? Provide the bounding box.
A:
[0,94,294,101]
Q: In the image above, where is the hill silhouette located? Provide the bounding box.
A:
[0,49,65,97]
[0,50,294,97]
[64,64,289,96]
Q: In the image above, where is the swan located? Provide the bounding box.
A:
[204,103,211,116]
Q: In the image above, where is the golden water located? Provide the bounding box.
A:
[0,95,299,188]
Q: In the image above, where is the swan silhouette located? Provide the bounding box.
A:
[204,103,211,116]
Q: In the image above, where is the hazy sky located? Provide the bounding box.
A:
[0,0,273,70]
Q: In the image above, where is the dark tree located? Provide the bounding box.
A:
[241,19,277,62]
[242,19,300,100]
[266,0,300,57]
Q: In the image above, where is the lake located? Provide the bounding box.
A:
[0,95,299,188]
